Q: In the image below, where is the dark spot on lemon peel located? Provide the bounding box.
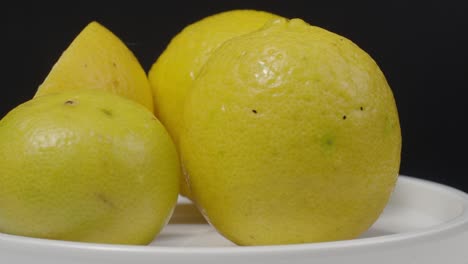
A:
[325,138,334,146]
[321,135,335,153]
[96,193,115,209]
[360,106,364,111]
[112,62,117,67]
[64,100,76,105]
[100,108,113,117]
[342,115,347,120]
[252,109,257,114]
[84,63,88,68]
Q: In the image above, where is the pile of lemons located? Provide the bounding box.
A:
[0,10,401,246]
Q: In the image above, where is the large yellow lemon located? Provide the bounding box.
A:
[0,90,179,245]
[180,18,401,245]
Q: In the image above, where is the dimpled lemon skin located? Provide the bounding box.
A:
[149,10,280,144]
[180,18,402,246]
[35,21,153,111]
[149,10,280,197]
[0,90,179,245]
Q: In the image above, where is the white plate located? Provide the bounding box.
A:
[1,175,467,264]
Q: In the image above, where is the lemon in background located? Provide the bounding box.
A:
[35,21,153,111]
[0,90,179,245]
[148,9,281,197]
[180,18,401,245]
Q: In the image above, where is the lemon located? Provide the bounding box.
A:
[180,18,401,245]
[148,9,281,197]
[35,21,153,111]
[0,90,179,245]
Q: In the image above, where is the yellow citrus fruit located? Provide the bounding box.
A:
[35,21,153,111]
[0,90,179,245]
[180,18,401,245]
[148,9,281,197]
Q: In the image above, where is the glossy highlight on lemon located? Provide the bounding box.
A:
[180,18,402,245]
[35,21,153,111]
[0,90,179,245]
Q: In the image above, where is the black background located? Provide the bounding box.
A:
[5,1,468,192]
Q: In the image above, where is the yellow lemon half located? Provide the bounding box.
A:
[35,21,153,111]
